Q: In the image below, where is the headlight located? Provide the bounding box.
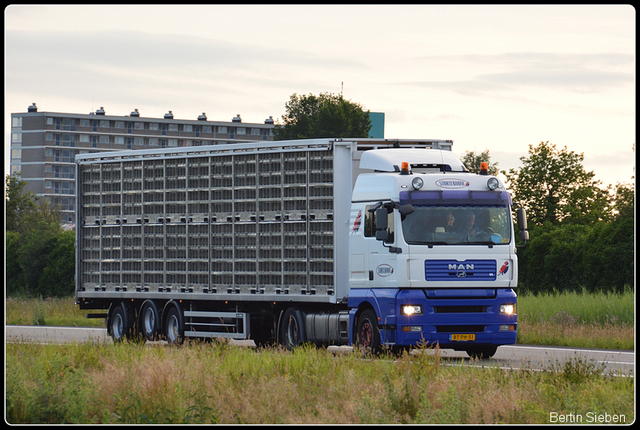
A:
[401,305,423,316]
[412,177,424,190]
[487,177,500,190]
[500,304,516,315]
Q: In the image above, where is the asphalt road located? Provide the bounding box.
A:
[5,325,634,377]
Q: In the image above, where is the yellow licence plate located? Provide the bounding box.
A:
[450,334,475,342]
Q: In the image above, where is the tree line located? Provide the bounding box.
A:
[5,93,634,297]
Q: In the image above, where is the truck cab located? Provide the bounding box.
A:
[347,148,526,357]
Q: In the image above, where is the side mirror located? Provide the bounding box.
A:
[516,206,529,247]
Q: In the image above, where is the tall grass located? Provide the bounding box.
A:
[6,341,634,424]
[517,288,634,350]
[6,296,105,327]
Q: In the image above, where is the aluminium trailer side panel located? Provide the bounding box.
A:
[75,139,354,306]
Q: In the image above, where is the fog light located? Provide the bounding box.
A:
[401,305,424,316]
[402,326,423,332]
[500,324,516,331]
[500,304,516,315]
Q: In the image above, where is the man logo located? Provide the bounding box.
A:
[449,264,474,270]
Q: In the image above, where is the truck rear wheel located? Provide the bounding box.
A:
[356,309,381,354]
[164,306,184,345]
[279,308,305,349]
[109,305,132,342]
[139,300,160,341]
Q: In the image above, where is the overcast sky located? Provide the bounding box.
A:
[5,5,635,187]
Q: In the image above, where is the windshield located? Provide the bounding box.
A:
[402,205,511,245]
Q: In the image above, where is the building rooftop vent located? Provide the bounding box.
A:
[96,107,106,115]
[28,103,38,113]
[198,112,207,121]
[232,114,242,123]
[265,116,274,124]
[164,111,174,119]
[130,109,140,117]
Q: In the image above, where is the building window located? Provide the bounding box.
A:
[149,138,159,146]
[218,126,227,134]
[11,132,22,143]
[12,117,22,128]
[80,119,91,127]
[99,120,110,128]
[134,137,145,146]
[237,127,246,135]
[168,139,178,147]
[115,136,125,145]
[99,135,110,144]
[45,181,52,189]
[115,121,125,129]
[168,124,178,132]
[149,123,159,131]
[46,118,54,126]
[11,148,21,159]
[79,134,90,143]
[183,124,193,132]
[135,122,145,130]
[202,126,212,134]
[62,135,75,147]
[63,118,75,131]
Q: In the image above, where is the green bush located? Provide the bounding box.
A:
[518,217,633,294]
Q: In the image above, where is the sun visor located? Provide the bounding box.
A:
[399,190,512,206]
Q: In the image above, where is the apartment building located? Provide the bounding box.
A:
[10,103,276,222]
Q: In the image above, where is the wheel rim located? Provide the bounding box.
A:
[167,314,179,343]
[359,320,373,347]
[285,315,299,346]
[143,306,156,335]
[112,313,124,340]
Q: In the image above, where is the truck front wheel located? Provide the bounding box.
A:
[356,309,381,354]
[466,345,498,359]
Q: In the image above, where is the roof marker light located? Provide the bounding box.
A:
[480,162,488,175]
[400,161,411,175]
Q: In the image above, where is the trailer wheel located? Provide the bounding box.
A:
[280,308,305,349]
[109,305,131,343]
[356,309,381,354]
[139,300,160,341]
[164,306,184,345]
[466,345,498,359]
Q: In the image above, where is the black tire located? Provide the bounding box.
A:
[466,345,498,359]
[279,308,305,349]
[139,300,161,341]
[164,305,184,345]
[109,305,132,343]
[356,309,381,354]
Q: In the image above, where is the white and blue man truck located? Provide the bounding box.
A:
[76,138,528,357]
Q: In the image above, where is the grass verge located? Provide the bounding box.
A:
[5,341,635,424]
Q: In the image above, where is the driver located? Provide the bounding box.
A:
[458,212,477,236]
